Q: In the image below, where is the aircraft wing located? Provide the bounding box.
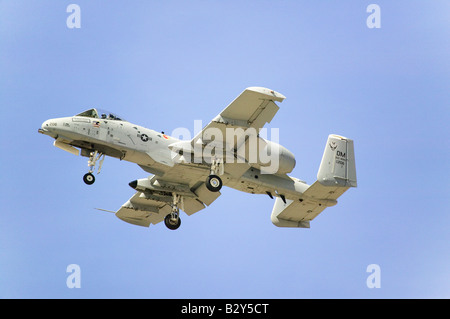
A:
[115,87,286,228]
[115,192,170,227]
[114,178,221,227]
[191,86,285,154]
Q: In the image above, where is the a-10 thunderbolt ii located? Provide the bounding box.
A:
[38,87,357,230]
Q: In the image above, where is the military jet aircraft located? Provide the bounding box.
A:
[38,87,356,230]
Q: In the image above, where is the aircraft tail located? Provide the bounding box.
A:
[270,134,356,228]
[317,134,357,188]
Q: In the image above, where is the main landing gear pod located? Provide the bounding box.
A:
[164,194,183,230]
[206,158,223,192]
[206,174,222,192]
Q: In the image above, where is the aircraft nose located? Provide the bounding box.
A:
[38,119,56,137]
[39,120,48,133]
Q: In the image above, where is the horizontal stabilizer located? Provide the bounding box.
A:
[271,198,311,228]
[271,134,357,228]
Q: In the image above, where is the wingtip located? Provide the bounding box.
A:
[245,87,286,102]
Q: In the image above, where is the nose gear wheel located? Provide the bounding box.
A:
[83,150,105,185]
[83,172,95,185]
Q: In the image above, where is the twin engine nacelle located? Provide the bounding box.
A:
[242,138,296,175]
[169,137,296,175]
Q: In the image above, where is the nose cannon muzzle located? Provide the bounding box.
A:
[38,120,56,137]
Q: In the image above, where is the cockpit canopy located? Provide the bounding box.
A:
[75,108,126,121]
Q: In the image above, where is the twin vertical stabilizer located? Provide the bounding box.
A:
[271,134,357,228]
[317,134,357,188]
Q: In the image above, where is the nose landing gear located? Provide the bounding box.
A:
[83,150,105,185]
[83,172,95,185]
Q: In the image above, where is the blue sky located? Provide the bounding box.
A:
[1,1,449,298]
